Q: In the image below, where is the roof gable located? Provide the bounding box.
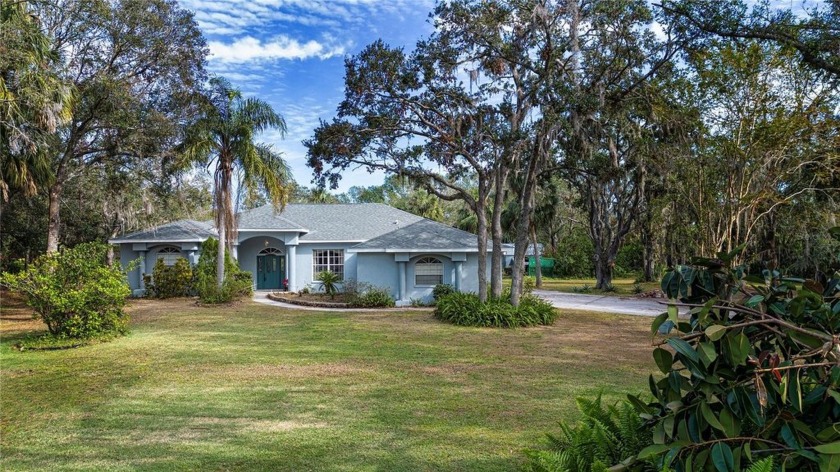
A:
[350,219,481,252]
[110,220,216,243]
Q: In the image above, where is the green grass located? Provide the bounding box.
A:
[534,277,659,295]
[1,297,657,471]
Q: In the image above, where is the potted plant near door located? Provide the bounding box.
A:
[283,278,289,291]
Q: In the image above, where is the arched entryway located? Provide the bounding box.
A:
[256,247,285,290]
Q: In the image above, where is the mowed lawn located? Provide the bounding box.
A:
[536,277,659,295]
[1,294,656,471]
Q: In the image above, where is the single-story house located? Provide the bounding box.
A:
[110,203,501,306]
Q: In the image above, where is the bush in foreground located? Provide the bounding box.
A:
[0,242,130,339]
[434,292,556,328]
[349,286,396,308]
[194,238,252,303]
[146,258,193,298]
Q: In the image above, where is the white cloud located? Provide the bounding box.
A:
[208,35,346,63]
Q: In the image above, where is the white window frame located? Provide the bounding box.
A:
[313,249,344,280]
[415,257,443,286]
[156,246,183,266]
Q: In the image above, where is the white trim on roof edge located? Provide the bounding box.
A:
[109,238,207,244]
[300,240,366,243]
[348,248,497,253]
[238,228,310,233]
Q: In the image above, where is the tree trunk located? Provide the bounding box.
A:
[216,215,226,288]
[46,180,63,253]
[594,247,614,289]
[531,224,542,288]
[476,200,489,303]
[510,144,543,306]
[641,209,655,282]
[490,166,508,299]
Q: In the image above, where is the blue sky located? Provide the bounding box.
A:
[179,0,437,193]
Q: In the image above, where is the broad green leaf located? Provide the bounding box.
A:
[705,324,727,341]
[701,402,726,433]
[745,295,764,307]
[698,341,718,367]
[668,302,679,323]
[668,338,700,364]
[712,442,735,472]
[651,311,669,336]
[638,444,670,460]
[819,453,840,472]
[791,371,803,412]
[627,394,653,415]
[653,348,673,374]
[725,332,750,366]
[815,442,840,454]
[720,407,739,437]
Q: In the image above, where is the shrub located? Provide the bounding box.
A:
[194,238,252,303]
[434,292,556,328]
[316,270,341,299]
[601,282,618,293]
[349,286,396,308]
[525,396,654,472]
[630,246,840,471]
[0,242,130,339]
[147,258,193,298]
[573,284,592,294]
[432,283,456,300]
[523,276,535,294]
[632,282,644,294]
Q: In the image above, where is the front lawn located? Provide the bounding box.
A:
[1,295,656,471]
[535,277,659,295]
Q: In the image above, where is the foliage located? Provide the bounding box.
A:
[0,242,130,338]
[33,0,207,252]
[632,244,840,471]
[348,286,396,308]
[432,283,456,300]
[316,271,341,299]
[180,76,291,287]
[525,396,655,472]
[146,258,193,298]
[573,285,593,294]
[524,276,536,295]
[194,238,252,303]
[549,227,596,278]
[633,283,645,295]
[434,292,556,328]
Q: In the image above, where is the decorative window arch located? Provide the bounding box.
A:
[259,247,283,256]
[415,257,443,286]
[156,246,183,266]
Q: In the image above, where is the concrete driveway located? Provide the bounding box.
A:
[533,289,677,317]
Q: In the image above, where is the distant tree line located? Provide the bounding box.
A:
[2,0,838,307]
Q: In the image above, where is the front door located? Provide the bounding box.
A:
[256,255,284,290]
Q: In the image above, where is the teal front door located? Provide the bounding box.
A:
[256,255,284,290]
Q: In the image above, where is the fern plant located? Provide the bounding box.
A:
[525,396,656,472]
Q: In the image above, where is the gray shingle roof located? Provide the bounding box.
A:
[238,203,426,241]
[111,220,216,243]
[236,204,308,231]
[350,219,482,251]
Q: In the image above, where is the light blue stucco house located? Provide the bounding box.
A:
[110,203,499,306]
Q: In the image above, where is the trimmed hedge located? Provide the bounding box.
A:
[434,292,557,328]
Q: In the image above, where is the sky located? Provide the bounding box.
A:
[178,0,822,194]
[179,0,437,193]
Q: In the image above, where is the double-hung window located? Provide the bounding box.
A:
[313,249,344,280]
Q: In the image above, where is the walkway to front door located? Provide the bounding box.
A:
[256,248,285,290]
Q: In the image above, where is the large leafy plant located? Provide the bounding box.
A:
[632,245,840,471]
[0,242,131,338]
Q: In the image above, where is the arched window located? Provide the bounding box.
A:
[157,246,182,266]
[259,247,283,255]
[415,257,443,286]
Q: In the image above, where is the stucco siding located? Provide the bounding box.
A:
[355,253,400,298]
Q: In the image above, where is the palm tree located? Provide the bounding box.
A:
[0,1,71,201]
[181,77,291,287]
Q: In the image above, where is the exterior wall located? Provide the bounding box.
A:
[120,245,140,291]
[355,253,400,298]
